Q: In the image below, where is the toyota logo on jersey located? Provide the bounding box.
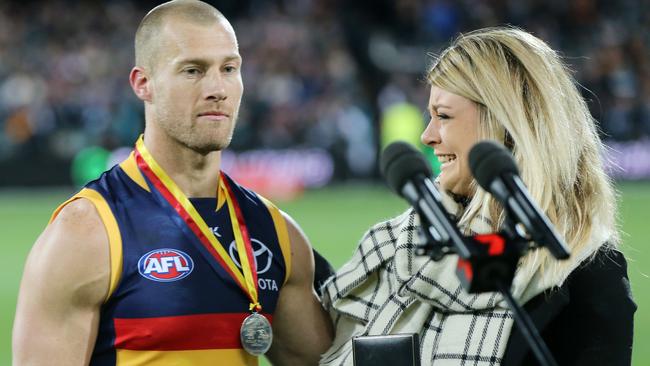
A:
[138,248,194,282]
[228,239,273,274]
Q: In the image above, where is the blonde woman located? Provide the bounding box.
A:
[320,27,636,365]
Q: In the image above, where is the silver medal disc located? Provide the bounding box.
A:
[240,312,273,356]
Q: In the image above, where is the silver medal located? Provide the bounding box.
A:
[240,312,273,356]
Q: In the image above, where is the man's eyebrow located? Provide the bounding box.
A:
[175,58,209,68]
[223,54,242,63]
[175,55,242,67]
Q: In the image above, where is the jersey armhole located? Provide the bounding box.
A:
[257,196,292,285]
[50,188,123,303]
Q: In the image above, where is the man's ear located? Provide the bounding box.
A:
[129,66,152,102]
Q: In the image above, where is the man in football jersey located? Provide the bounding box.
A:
[13,1,333,365]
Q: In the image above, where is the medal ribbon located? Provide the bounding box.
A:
[133,136,261,312]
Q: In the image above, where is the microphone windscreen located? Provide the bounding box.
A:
[468,140,519,191]
[380,142,433,194]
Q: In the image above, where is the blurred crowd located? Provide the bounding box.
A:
[1,0,649,185]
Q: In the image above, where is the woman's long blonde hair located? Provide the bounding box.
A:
[427,27,618,279]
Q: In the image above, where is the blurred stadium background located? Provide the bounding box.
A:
[1,0,648,364]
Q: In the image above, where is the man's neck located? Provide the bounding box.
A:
[143,129,222,198]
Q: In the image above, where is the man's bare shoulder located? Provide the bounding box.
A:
[52,197,105,238]
[29,197,110,305]
[278,210,315,285]
[13,197,111,365]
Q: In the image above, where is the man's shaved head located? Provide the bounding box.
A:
[135,0,234,72]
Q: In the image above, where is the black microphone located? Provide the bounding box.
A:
[380,142,471,259]
[468,140,570,259]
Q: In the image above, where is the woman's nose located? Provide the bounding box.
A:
[421,118,441,146]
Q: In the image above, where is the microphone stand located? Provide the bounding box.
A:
[417,220,559,366]
[497,281,557,366]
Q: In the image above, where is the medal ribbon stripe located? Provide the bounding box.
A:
[133,136,259,310]
[222,176,260,311]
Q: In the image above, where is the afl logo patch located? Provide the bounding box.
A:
[138,248,194,282]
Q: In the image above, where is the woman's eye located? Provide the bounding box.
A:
[224,65,237,73]
[437,114,450,120]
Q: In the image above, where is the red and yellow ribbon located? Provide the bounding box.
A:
[134,136,261,312]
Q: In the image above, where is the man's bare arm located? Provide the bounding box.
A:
[13,198,110,366]
[265,212,334,365]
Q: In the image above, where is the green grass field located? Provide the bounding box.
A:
[1,183,648,365]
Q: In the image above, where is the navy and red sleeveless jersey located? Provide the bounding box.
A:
[51,152,291,365]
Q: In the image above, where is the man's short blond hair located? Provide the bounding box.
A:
[135,0,230,72]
